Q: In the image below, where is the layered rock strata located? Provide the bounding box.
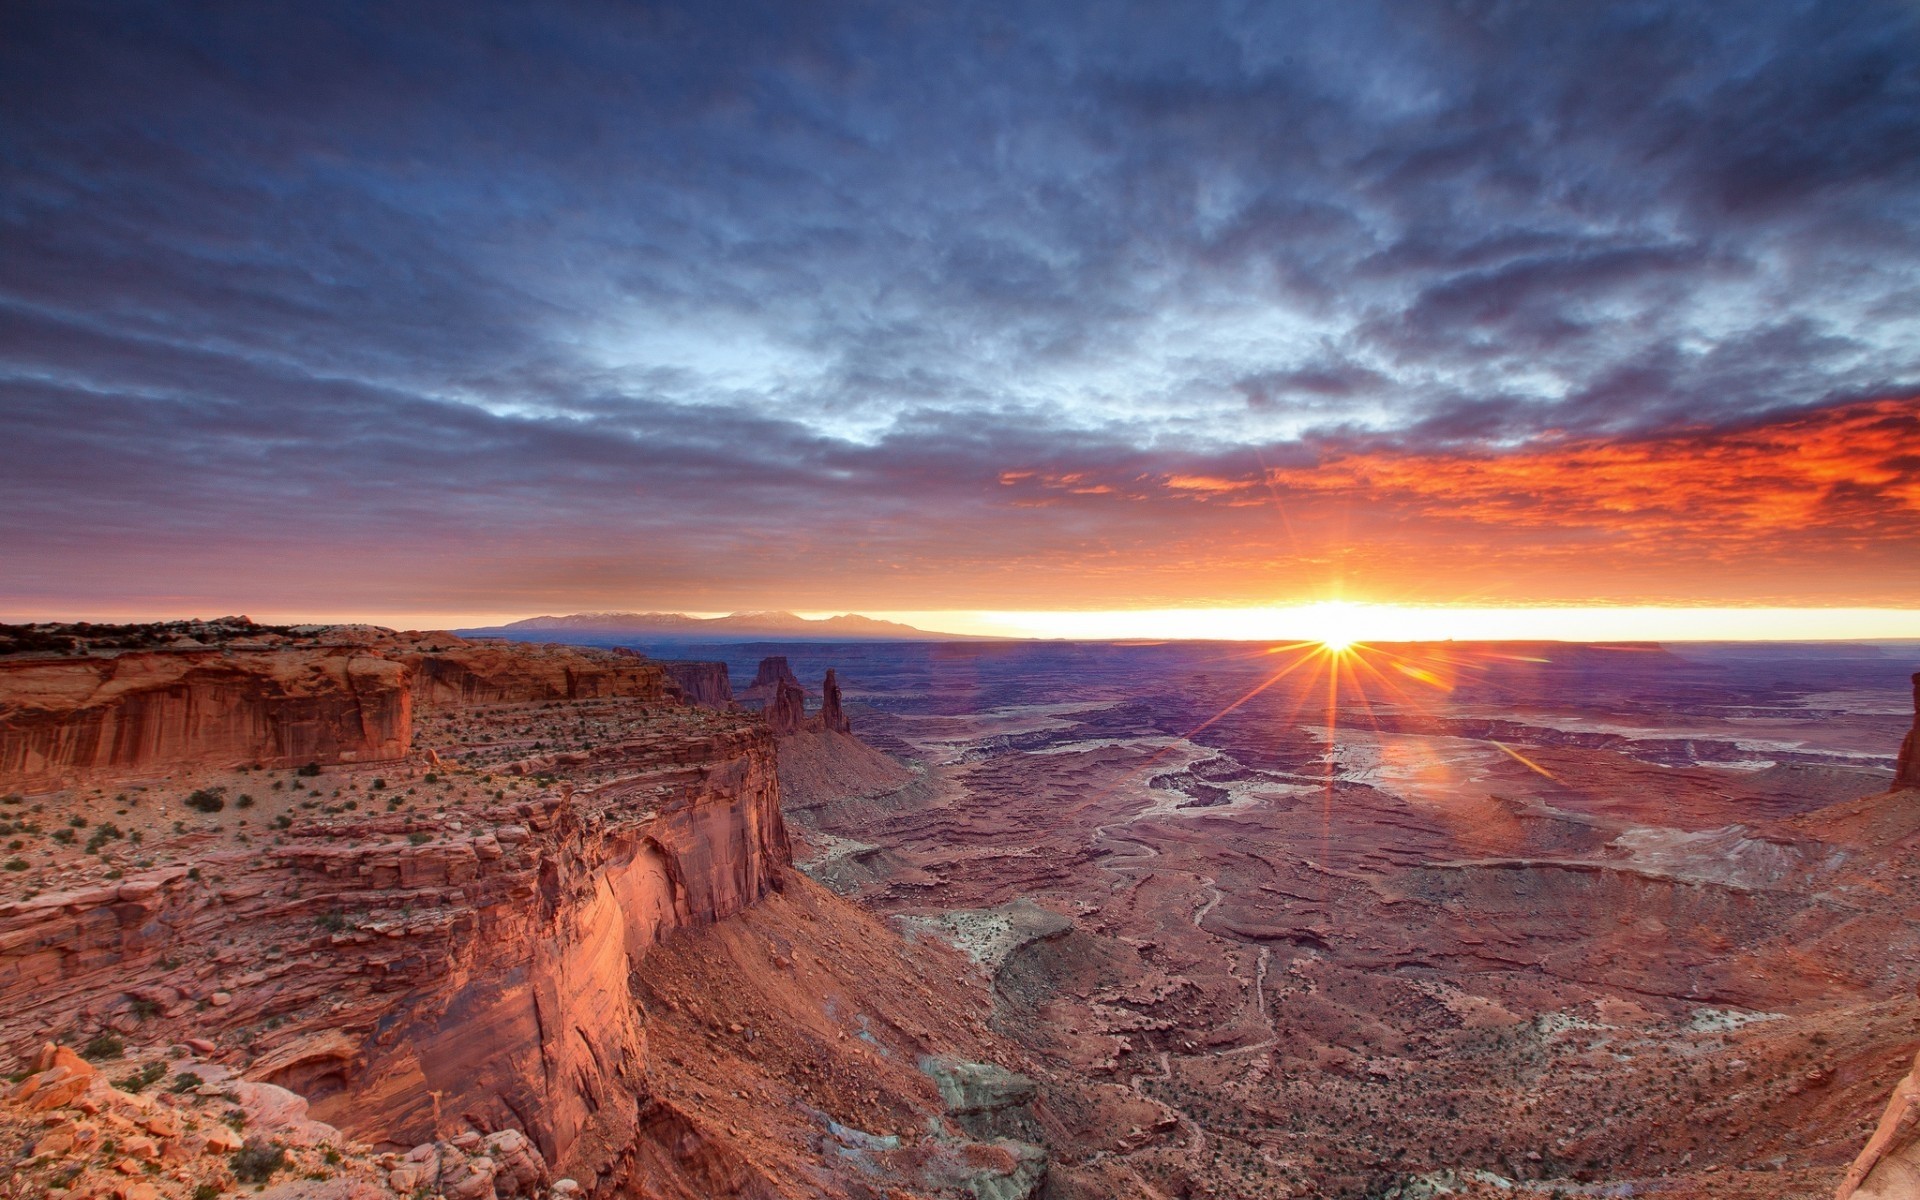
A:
[0,649,414,782]
[0,633,674,786]
[0,710,787,1180]
[661,661,734,709]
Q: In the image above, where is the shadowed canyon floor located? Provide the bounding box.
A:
[753,638,1920,1199]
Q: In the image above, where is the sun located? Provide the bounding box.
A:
[1299,600,1367,653]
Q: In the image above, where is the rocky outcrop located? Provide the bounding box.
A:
[746,657,800,693]
[820,669,851,734]
[1836,1048,1920,1198]
[1897,672,1920,790]
[918,1057,1047,1200]
[0,634,677,786]
[764,681,808,737]
[0,715,788,1180]
[0,648,414,782]
[0,1040,401,1200]
[662,662,733,709]
[403,642,671,709]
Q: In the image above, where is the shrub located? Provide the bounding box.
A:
[408,832,430,845]
[3,859,26,872]
[184,788,226,813]
[171,1071,204,1093]
[235,794,255,809]
[114,1061,166,1093]
[296,762,322,777]
[314,910,349,932]
[193,1185,220,1200]
[370,778,387,790]
[81,1033,125,1060]
[230,1142,287,1183]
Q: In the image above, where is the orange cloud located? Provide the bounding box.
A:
[1256,398,1918,551]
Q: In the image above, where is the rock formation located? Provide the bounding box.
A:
[1897,671,1920,790]
[764,680,808,736]
[0,629,674,786]
[820,668,851,734]
[661,661,733,709]
[748,656,799,690]
[0,712,787,1177]
[0,648,414,781]
[0,626,1044,1200]
[400,641,672,709]
[1836,1049,1920,1199]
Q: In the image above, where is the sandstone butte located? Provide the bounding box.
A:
[0,623,1042,1200]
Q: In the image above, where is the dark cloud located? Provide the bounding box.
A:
[1,0,1917,614]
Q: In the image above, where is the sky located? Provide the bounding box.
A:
[2,1,1918,639]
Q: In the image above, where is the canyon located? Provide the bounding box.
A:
[6,624,1920,1200]
[0,623,1043,1200]
[703,637,1920,1200]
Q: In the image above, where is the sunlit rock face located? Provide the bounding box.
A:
[0,649,415,780]
[0,713,787,1176]
[0,629,790,1181]
[0,631,676,786]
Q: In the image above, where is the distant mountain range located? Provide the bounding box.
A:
[456,610,987,642]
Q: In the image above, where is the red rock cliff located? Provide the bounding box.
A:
[0,710,787,1180]
[0,635,676,787]
[0,649,413,782]
[661,661,734,709]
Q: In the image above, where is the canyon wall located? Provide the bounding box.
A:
[0,636,676,787]
[0,716,787,1178]
[661,661,734,709]
[0,649,414,782]
[403,642,673,709]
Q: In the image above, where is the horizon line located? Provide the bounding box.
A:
[8,603,1920,645]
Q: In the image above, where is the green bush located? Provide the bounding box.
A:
[184,788,226,813]
[81,1034,125,1061]
[170,1071,205,1093]
[114,1061,166,1093]
[230,1142,287,1183]
[2,858,26,872]
[296,762,322,777]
